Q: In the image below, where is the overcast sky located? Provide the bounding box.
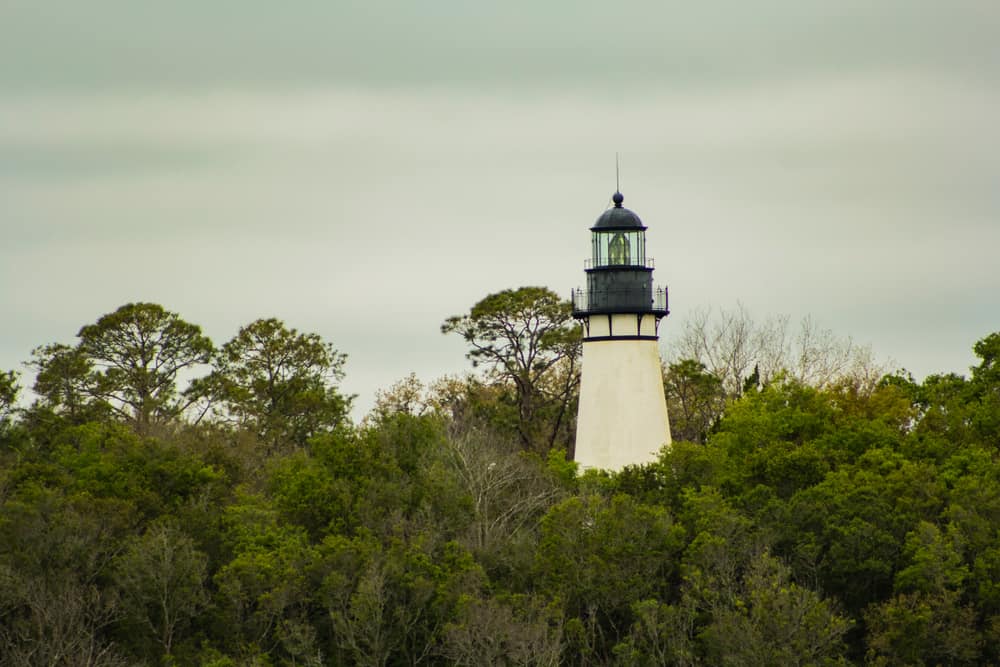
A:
[2,1,998,418]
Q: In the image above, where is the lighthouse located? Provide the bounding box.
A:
[571,191,671,470]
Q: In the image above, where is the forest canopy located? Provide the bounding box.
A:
[1,294,999,665]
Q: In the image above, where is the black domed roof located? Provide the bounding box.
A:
[591,192,646,230]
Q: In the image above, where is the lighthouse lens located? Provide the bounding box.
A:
[609,233,629,264]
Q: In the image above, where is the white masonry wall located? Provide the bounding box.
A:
[574,313,672,471]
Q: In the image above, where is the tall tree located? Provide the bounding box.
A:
[662,359,727,443]
[442,287,581,453]
[115,525,209,659]
[699,552,852,666]
[29,304,212,434]
[79,303,213,433]
[442,425,564,554]
[0,370,18,426]
[970,332,1000,444]
[197,318,351,450]
[27,343,101,425]
[366,373,430,425]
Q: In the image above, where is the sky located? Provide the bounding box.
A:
[2,1,999,419]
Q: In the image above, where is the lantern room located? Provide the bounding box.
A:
[590,191,647,268]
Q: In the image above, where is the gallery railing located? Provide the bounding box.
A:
[571,286,668,315]
[584,257,656,270]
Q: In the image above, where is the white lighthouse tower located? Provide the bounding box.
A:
[571,191,671,471]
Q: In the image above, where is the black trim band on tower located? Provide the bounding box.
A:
[582,335,660,342]
[584,265,655,274]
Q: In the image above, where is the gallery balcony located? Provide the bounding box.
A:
[571,286,669,318]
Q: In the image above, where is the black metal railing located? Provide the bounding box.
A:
[571,286,669,315]
[584,257,655,270]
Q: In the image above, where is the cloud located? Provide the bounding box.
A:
[3,1,998,91]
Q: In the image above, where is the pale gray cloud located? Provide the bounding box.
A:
[3,1,998,90]
[2,2,998,417]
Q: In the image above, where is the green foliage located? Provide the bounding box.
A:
[0,369,18,423]
[196,317,351,451]
[894,521,968,595]
[368,372,431,423]
[6,302,1000,665]
[115,523,210,658]
[321,535,483,665]
[865,591,982,666]
[970,332,1000,445]
[443,287,577,378]
[612,599,695,666]
[544,447,578,490]
[699,552,851,667]
[80,302,214,433]
[782,450,946,615]
[268,449,357,537]
[28,342,94,421]
[214,495,316,655]
[442,286,581,454]
[535,494,686,660]
[663,358,728,443]
[28,303,213,435]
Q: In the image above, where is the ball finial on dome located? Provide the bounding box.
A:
[612,191,624,207]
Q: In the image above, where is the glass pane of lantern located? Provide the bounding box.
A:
[627,231,643,265]
[594,232,608,266]
[608,232,631,264]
